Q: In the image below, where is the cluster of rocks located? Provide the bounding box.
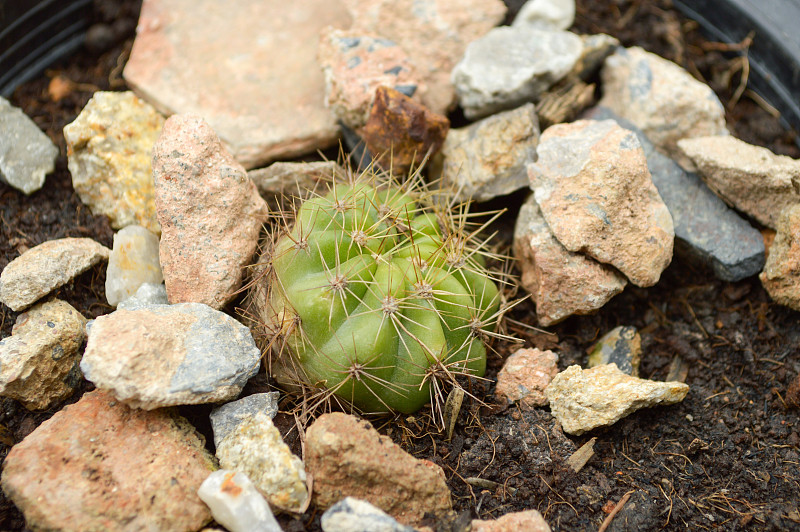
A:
[1,0,800,529]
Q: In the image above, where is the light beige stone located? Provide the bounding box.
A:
[64,91,164,234]
[495,348,559,407]
[599,46,728,166]
[0,238,110,312]
[248,161,343,198]
[124,0,351,169]
[545,364,689,435]
[105,225,163,307]
[528,119,674,287]
[472,509,551,532]
[434,103,539,202]
[677,135,800,229]
[760,205,800,309]
[513,195,626,324]
[344,0,506,115]
[0,300,86,410]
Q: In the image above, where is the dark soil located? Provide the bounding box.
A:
[1,1,799,531]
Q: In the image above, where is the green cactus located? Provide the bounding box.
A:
[251,172,502,414]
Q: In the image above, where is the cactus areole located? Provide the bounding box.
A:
[256,178,501,414]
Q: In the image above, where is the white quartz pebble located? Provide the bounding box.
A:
[105,225,163,307]
[198,470,281,532]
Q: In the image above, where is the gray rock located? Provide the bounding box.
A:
[433,103,539,202]
[105,225,163,307]
[0,300,86,410]
[587,325,641,376]
[248,161,342,198]
[117,282,169,310]
[0,238,111,312]
[81,303,261,409]
[210,392,280,448]
[0,96,58,195]
[198,470,281,532]
[452,26,583,119]
[583,107,764,281]
[321,497,415,532]
[512,0,575,30]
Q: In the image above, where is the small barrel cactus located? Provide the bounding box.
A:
[250,170,502,414]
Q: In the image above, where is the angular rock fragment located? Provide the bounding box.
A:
[495,348,559,407]
[248,161,343,198]
[1,390,215,531]
[512,0,574,30]
[472,509,552,532]
[587,325,641,376]
[513,195,626,324]
[0,96,58,195]
[344,0,506,115]
[105,224,163,307]
[81,303,261,409]
[760,205,800,310]
[215,411,308,512]
[0,238,110,312]
[0,300,86,410]
[152,114,268,309]
[599,46,728,165]
[124,0,350,168]
[677,135,800,229]
[434,104,539,202]
[319,28,422,129]
[545,364,689,435]
[359,86,449,174]
[452,26,583,119]
[528,119,674,287]
[210,392,280,447]
[198,470,281,532]
[321,497,415,532]
[64,91,164,233]
[583,107,765,281]
[117,282,168,310]
[306,412,452,526]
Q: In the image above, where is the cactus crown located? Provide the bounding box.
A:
[250,165,504,416]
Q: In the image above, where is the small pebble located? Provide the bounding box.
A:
[198,470,281,532]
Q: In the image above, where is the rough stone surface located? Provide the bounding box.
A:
[306,412,452,526]
[344,0,506,115]
[0,238,111,312]
[1,390,215,531]
[587,325,641,376]
[472,509,552,532]
[198,470,281,532]
[105,225,163,307]
[452,26,583,120]
[583,107,765,281]
[0,96,58,194]
[359,86,449,174]
[215,411,308,512]
[63,91,164,233]
[495,348,559,407]
[210,392,280,447]
[760,205,800,310]
[117,282,168,310]
[0,300,86,410]
[433,103,539,202]
[248,161,343,198]
[512,0,574,30]
[677,135,800,229]
[599,46,728,166]
[321,497,415,532]
[124,0,350,168]
[513,194,626,325]
[80,302,261,409]
[545,364,690,435]
[572,34,619,81]
[319,28,422,129]
[152,114,268,309]
[528,119,674,287]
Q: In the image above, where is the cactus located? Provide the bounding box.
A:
[249,169,503,415]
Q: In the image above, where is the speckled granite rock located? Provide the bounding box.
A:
[495,348,559,407]
[0,96,58,194]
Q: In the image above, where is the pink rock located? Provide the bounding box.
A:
[760,205,800,310]
[513,195,626,325]
[472,509,551,532]
[1,390,215,531]
[495,348,559,407]
[152,114,268,309]
[124,0,351,169]
[528,119,674,287]
[343,0,506,114]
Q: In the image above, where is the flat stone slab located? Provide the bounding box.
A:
[0,96,58,195]
[123,0,351,169]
